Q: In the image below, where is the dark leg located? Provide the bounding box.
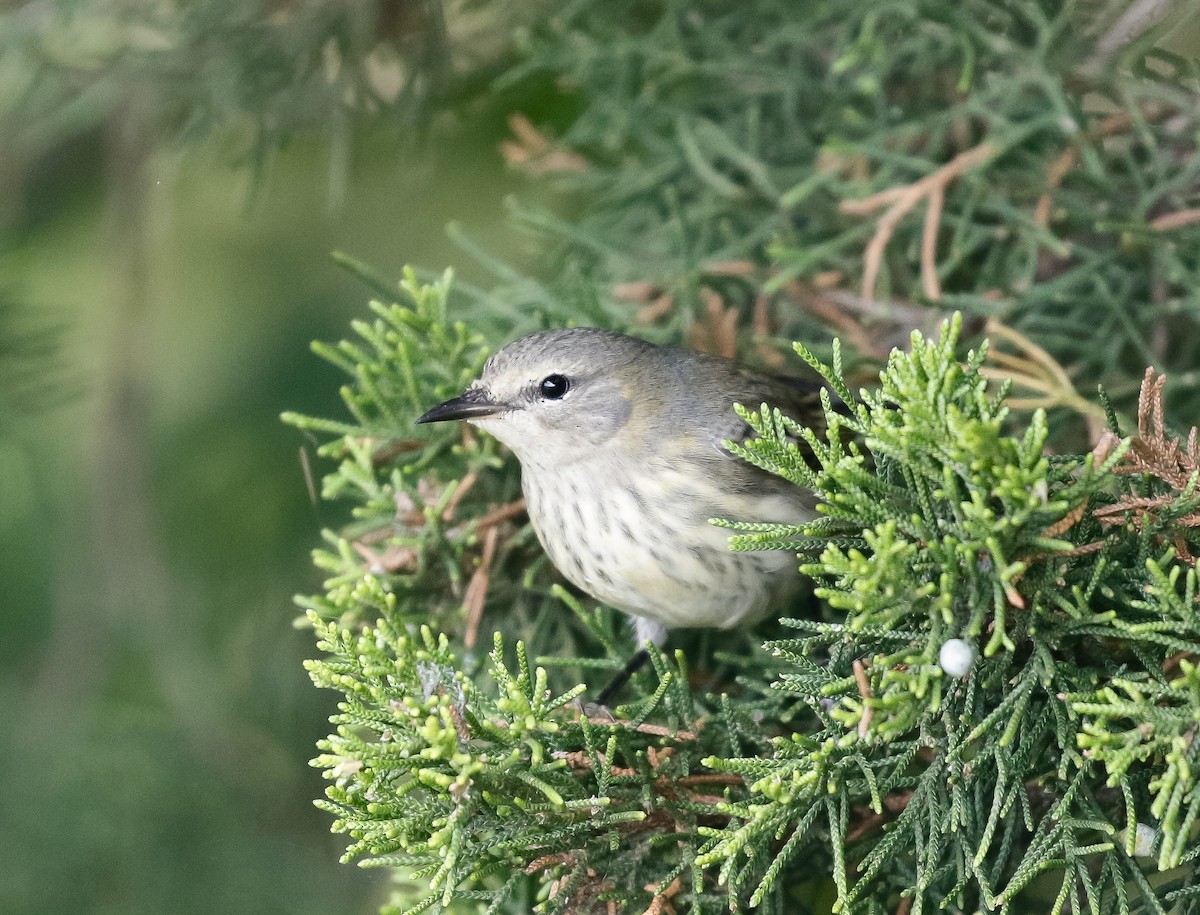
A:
[595,647,650,706]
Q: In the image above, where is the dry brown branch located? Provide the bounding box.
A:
[752,293,771,338]
[780,280,887,360]
[1043,499,1090,538]
[1034,106,1170,233]
[1151,209,1200,231]
[1054,540,1107,560]
[470,498,527,532]
[1175,533,1196,566]
[702,259,758,277]
[1034,147,1079,229]
[462,524,500,650]
[613,280,658,303]
[752,291,787,368]
[500,113,588,176]
[678,773,743,788]
[1163,651,1200,678]
[1004,582,1026,610]
[1092,494,1176,519]
[642,876,683,915]
[921,184,945,300]
[441,470,478,522]
[394,489,428,527]
[553,748,594,771]
[352,539,418,574]
[690,288,738,357]
[525,851,577,874]
[637,293,675,324]
[840,141,997,302]
[853,658,873,739]
[434,685,471,743]
[583,715,699,741]
[558,868,617,911]
[1092,368,1200,564]
[846,789,915,843]
[979,318,1107,433]
[554,747,741,803]
[370,437,425,466]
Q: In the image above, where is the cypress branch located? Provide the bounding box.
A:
[284,2,1200,911]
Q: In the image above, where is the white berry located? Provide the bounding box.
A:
[1132,823,1158,858]
[939,638,975,678]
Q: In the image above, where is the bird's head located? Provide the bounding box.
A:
[417,327,663,467]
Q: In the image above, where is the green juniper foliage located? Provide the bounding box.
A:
[498,0,1200,428]
[283,2,1200,912]
[293,287,1200,913]
[703,314,1200,912]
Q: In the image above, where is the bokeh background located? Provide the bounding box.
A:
[0,4,550,912]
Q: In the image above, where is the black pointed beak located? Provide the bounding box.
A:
[416,387,504,424]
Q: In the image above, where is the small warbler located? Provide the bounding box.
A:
[418,328,823,690]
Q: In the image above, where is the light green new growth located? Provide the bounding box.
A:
[699,315,1200,913]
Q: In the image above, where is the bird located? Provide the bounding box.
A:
[417,327,825,700]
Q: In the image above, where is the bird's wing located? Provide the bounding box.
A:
[722,367,833,449]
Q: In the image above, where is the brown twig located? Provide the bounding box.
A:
[435,685,471,743]
[1042,499,1089,538]
[751,292,772,337]
[441,470,478,522]
[500,113,588,176]
[1035,107,1169,232]
[703,259,758,277]
[1054,539,1107,560]
[1151,209,1200,231]
[690,288,738,357]
[637,294,675,324]
[1034,147,1079,229]
[471,498,527,532]
[370,437,426,466]
[1163,652,1200,678]
[525,851,577,874]
[978,318,1108,433]
[846,789,915,843]
[462,524,500,650]
[584,716,699,740]
[840,141,997,302]
[678,773,743,788]
[351,540,419,574]
[853,658,873,739]
[1091,368,1200,565]
[613,280,658,303]
[781,280,885,360]
[642,876,683,915]
[921,184,945,301]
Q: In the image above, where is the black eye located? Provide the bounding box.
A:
[539,374,570,399]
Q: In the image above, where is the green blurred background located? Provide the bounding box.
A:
[0,6,543,910]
